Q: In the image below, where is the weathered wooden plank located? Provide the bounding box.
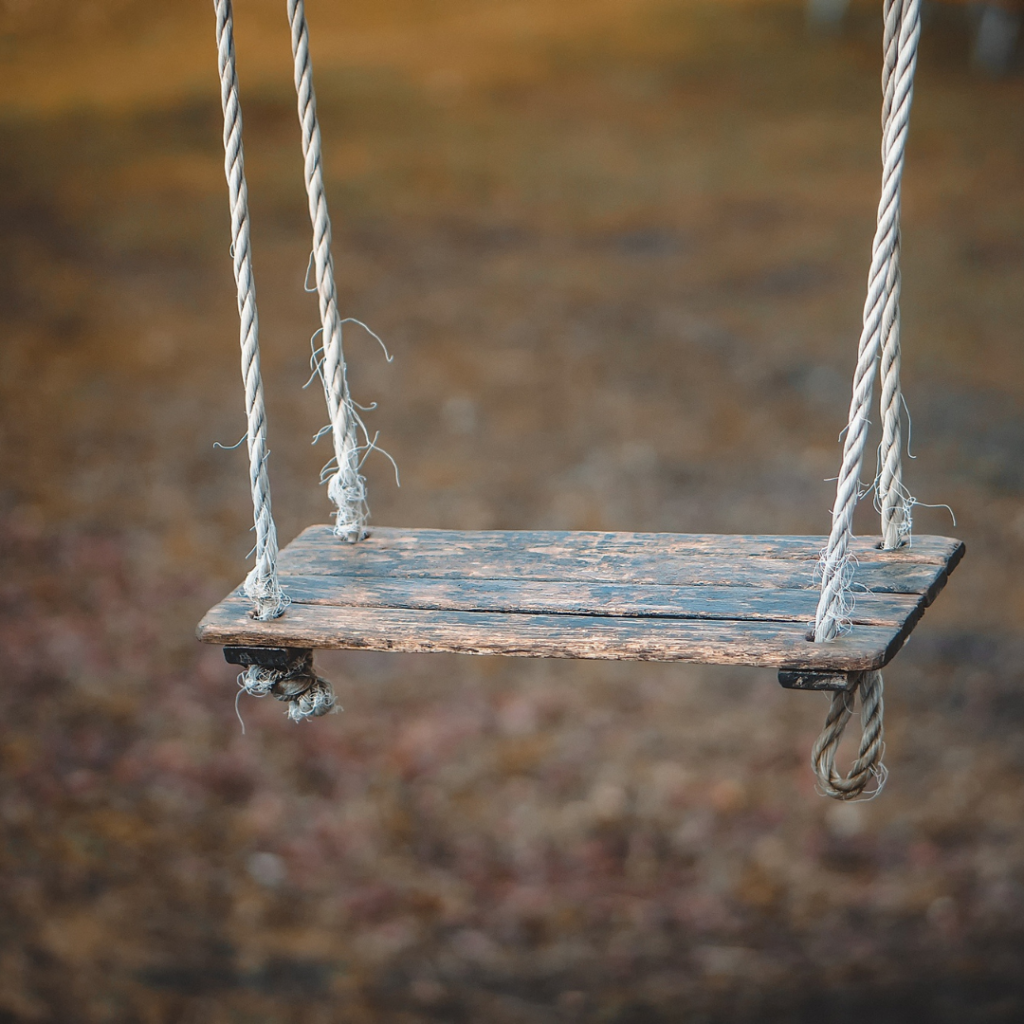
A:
[282,527,961,566]
[278,556,945,593]
[278,528,962,594]
[272,574,923,627]
[223,646,309,670]
[197,528,963,669]
[198,596,907,670]
[778,670,851,691]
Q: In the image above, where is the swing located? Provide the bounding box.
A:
[198,0,963,799]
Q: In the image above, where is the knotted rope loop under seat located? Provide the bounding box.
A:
[815,0,921,643]
[286,0,367,542]
[811,671,887,800]
[239,649,338,721]
[213,0,287,621]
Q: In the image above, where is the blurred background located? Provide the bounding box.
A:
[1,0,1023,1020]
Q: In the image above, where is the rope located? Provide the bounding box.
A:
[877,235,911,549]
[239,650,338,721]
[810,0,920,797]
[811,671,887,799]
[214,0,287,621]
[286,0,367,542]
[876,0,915,550]
[815,0,921,642]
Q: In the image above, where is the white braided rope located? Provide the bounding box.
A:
[815,0,921,642]
[214,0,287,621]
[286,0,367,541]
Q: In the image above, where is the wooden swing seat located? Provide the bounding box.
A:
[198,526,963,681]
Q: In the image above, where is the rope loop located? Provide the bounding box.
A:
[811,671,888,800]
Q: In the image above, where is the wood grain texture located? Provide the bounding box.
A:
[276,527,962,595]
[274,574,922,626]
[197,527,964,669]
[282,527,961,566]
[200,595,906,669]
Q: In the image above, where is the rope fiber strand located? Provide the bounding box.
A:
[811,0,921,797]
[213,0,287,621]
[286,0,368,541]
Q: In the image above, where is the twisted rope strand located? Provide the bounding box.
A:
[214,0,286,621]
[877,0,920,549]
[815,0,921,641]
[286,0,367,541]
[878,233,911,548]
[809,0,919,798]
[811,671,887,799]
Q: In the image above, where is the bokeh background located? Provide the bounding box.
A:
[2,0,1023,1020]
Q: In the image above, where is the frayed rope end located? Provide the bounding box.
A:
[327,466,368,543]
[237,651,340,723]
[243,568,290,621]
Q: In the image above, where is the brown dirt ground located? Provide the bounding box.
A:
[1,1,1023,1020]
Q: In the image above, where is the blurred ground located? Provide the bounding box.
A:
[1,0,1024,1020]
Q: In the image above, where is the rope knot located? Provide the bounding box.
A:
[287,677,337,721]
[236,648,339,721]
